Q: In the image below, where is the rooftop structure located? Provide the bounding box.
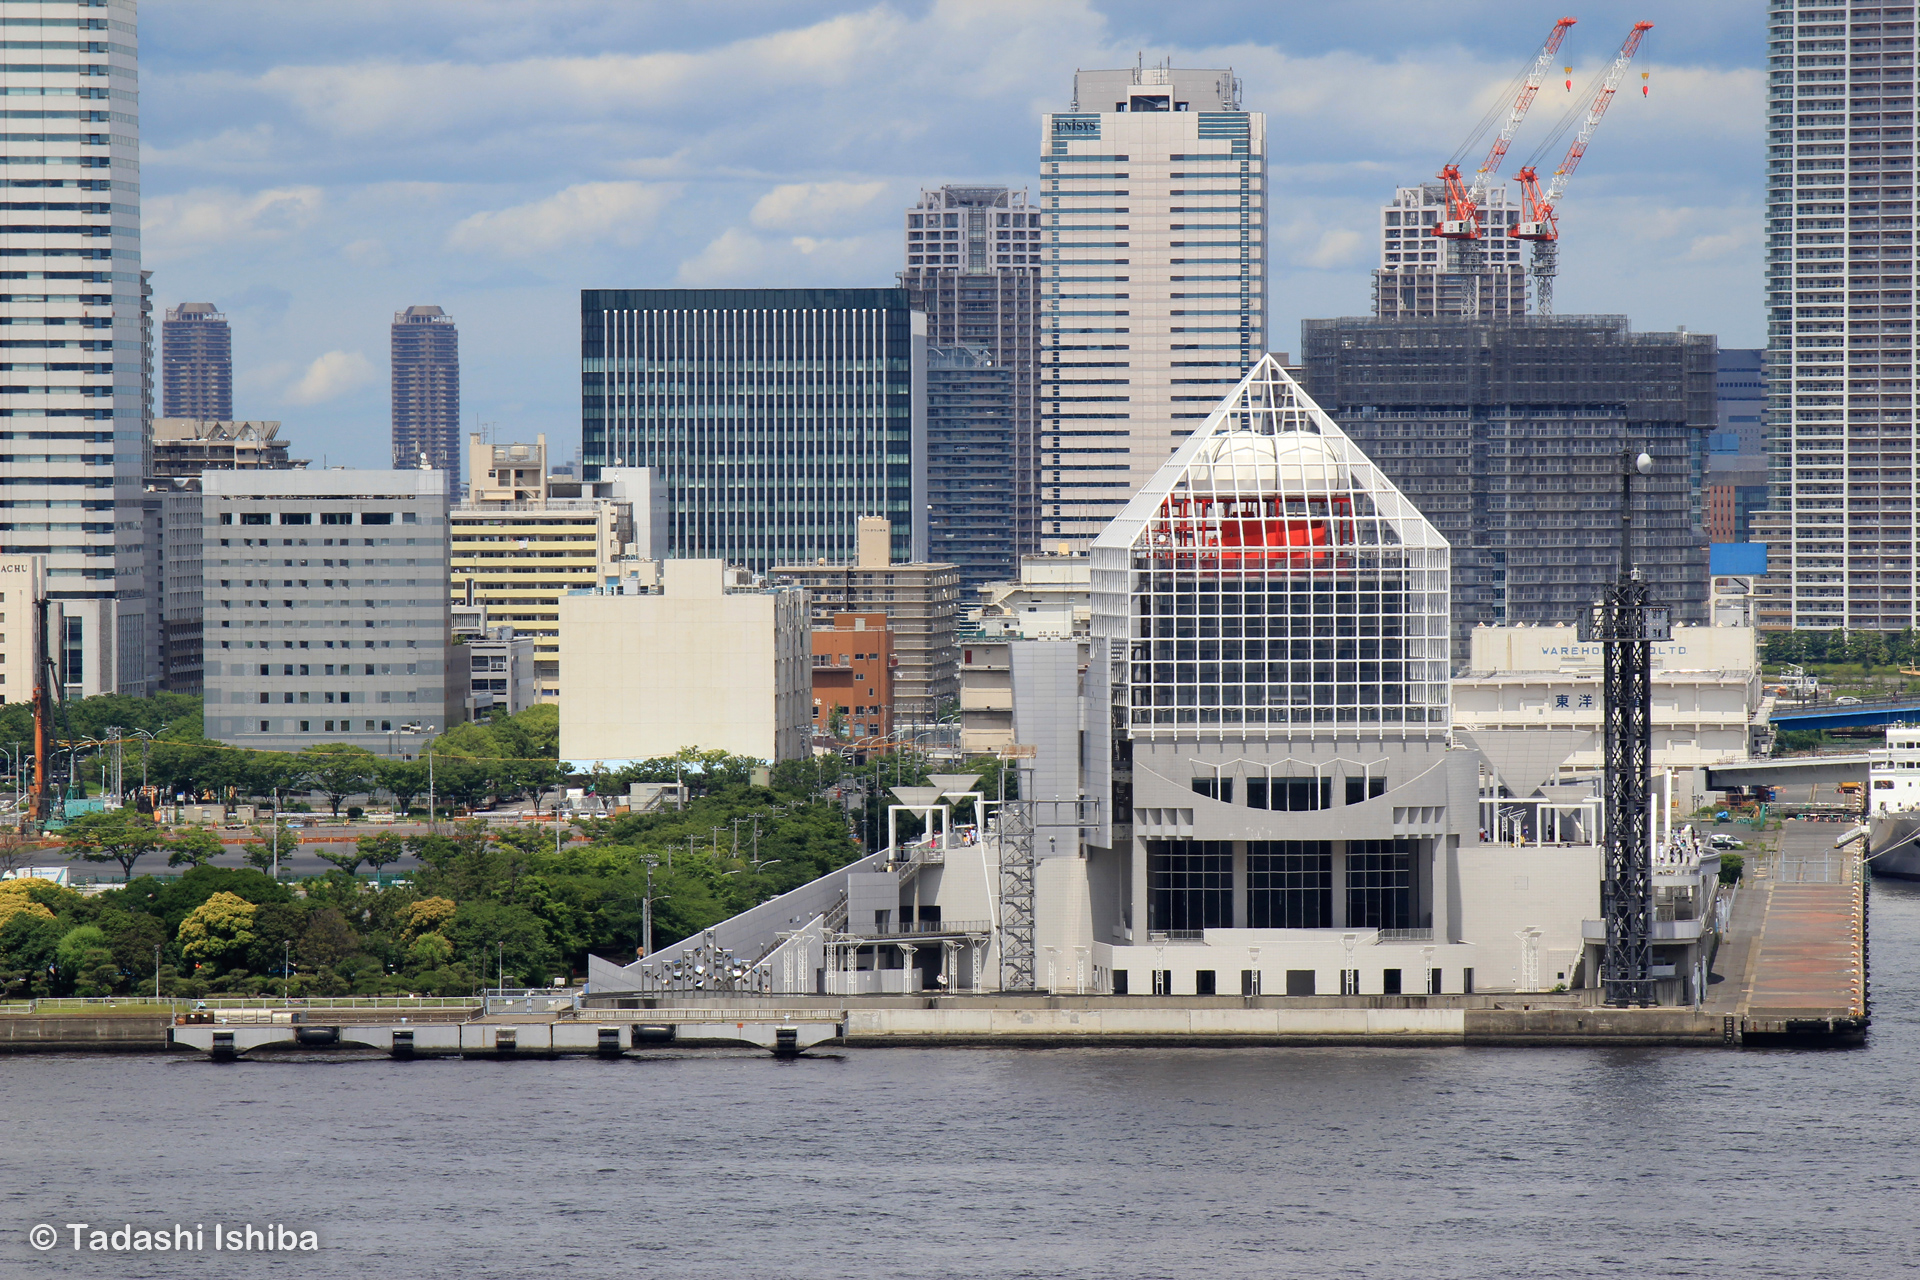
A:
[149,419,302,479]
[967,552,1090,640]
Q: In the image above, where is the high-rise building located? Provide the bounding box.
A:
[581,287,926,570]
[1304,316,1716,657]
[161,303,232,419]
[0,0,151,695]
[1767,2,1920,630]
[391,305,460,477]
[1038,65,1267,550]
[925,345,1016,589]
[200,469,464,754]
[1372,184,1529,319]
[449,432,664,701]
[775,517,958,725]
[901,185,1042,559]
[1707,348,1770,544]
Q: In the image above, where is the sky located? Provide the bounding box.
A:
[139,0,1766,471]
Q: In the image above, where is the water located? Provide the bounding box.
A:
[6,887,1920,1279]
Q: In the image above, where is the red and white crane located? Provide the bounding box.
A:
[1435,17,1578,245]
[1510,21,1655,314]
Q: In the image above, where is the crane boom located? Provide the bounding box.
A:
[1510,20,1653,314]
[1438,17,1577,242]
[1512,21,1654,243]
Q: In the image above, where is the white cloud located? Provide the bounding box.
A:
[446,181,674,256]
[286,351,375,404]
[675,227,883,286]
[750,181,889,233]
[340,238,389,267]
[144,185,323,259]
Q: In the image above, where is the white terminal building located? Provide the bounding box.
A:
[594,360,1735,1002]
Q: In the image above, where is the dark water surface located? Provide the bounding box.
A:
[5,886,1919,1279]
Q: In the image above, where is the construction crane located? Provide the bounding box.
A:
[1435,17,1577,245]
[1511,21,1655,315]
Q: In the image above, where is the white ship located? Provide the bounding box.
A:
[1867,725,1920,880]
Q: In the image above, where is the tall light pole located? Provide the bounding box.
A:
[271,787,281,880]
[1594,448,1663,1009]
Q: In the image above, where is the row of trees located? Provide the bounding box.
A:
[1763,628,1920,671]
[21,700,565,817]
[0,772,870,999]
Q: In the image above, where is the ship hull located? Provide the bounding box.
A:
[1869,812,1920,880]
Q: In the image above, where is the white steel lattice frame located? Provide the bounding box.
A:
[1091,354,1450,742]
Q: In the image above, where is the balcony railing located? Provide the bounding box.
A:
[849,919,992,938]
[1376,928,1434,943]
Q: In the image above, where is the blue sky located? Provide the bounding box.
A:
[140,0,1765,471]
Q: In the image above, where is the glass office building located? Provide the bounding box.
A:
[926,344,1016,589]
[581,288,926,571]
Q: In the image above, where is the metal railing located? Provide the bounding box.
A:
[5,995,482,1014]
[1146,929,1207,944]
[1376,928,1435,943]
[850,919,991,938]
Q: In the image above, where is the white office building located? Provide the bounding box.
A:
[1373,183,1529,320]
[1038,65,1267,551]
[1766,2,1920,629]
[200,470,464,753]
[0,0,150,695]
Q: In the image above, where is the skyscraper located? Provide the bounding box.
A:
[581,287,926,571]
[900,184,1041,560]
[1304,315,1716,657]
[1038,65,1267,550]
[161,302,232,419]
[1767,2,1918,630]
[925,345,1017,589]
[1372,183,1529,319]
[391,305,460,478]
[0,0,151,695]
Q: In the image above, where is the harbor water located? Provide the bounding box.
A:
[5,883,1918,1279]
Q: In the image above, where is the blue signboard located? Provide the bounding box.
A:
[1709,542,1768,576]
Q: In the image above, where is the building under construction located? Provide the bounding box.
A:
[1302,315,1716,659]
[1373,183,1530,320]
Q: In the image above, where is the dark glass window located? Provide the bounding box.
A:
[1248,841,1333,928]
[1345,775,1388,805]
[1147,840,1230,932]
[1191,777,1232,803]
[1347,840,1415,930]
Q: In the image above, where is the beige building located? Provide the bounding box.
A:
[775,517,959,725]
[1453,623,1767,810]
[557,560,810,765]
[970,553,1090,639]
[0,555,44,706]
[449,433,664,700]
[150,419,304,480]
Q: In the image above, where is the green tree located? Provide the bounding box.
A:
[166,827,225,870]
[297,744,379,817]
[358,832,407,876]
[55,924,118,995]
[298,908,360,970]
[178,891,258,971]
[240,821,298,877]
[63,809,169,882]
[374,758,429,814]
[97,909,166,990]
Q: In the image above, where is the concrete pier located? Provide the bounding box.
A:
[1704,820,1870,1044]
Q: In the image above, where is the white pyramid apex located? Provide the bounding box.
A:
[1089,353,1453,740]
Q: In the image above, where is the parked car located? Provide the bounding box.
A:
[1709,834,1745,850]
